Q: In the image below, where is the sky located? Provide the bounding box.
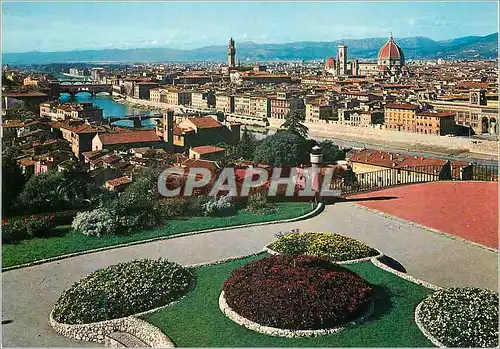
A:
[1,1,498,53]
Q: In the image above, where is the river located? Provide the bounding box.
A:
[58,93,161,128]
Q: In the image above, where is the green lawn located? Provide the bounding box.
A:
[144,254,434,347]
[2,202,314,268]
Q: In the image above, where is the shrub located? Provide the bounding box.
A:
[2,215,56,243]
[186,196,210,216]
[52,259,194,324]
[202,195,235,217]
[223,255,374,330]
[418,287,498,347]
[2,219,28,243]
[71,208,119,237]
[246,191,277,215]
[154,198,188,218]
[269,232,379,262]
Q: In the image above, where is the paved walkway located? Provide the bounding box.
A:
[349,182,499,249]
[2,201,497,347]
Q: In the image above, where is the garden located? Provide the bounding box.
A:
[49,231,499,347]
[2,163,316,268]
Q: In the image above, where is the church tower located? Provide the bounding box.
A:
[337,44,347,76]
[228,38,236,68]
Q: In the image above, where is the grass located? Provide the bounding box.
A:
[2,202,314,268]
[143,254,434,347]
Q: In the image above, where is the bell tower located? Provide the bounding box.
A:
[337,44,347,76]
[227,38,236,68]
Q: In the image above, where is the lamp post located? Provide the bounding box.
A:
[310,145,323,203]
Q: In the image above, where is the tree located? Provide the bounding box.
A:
[235,127,257,160]
[280,110,309,139]
[318,140,347,163]
[254,131,309,166]
[2,153,26,216]
[19,171,66,213]
[57,163,100,207]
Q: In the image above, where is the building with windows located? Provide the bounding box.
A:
[134,82,160,100]
[423,90,498,135]
[40,101,103,122]
[415,111,457,136]
[270,92,305,120]
[305,101,332,122]
[384,103,419,132]
[215,93,235,114]
[191,90,216,110]
[149,88,168,103]
[166,89,192,106]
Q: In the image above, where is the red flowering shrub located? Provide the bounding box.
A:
[223,255,374,330]
[2,215,56,243]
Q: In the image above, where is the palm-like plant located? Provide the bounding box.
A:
[280,110,309,139]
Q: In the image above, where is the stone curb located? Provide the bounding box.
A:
[49,310,175,348]
[48,252,268,347]
[219,291,375,338]
[263,246,384,265]
[264,242,441,290]
[370,257,442,291]
[3,203,324,272]
[414,301,447,348]
[350,203,498,254]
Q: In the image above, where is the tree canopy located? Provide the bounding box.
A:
[234,127,258,160]
[280,110,309,139]
[2,153,26,216]
[254,131,309,166]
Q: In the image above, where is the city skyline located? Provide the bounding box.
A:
[1,1,498,53]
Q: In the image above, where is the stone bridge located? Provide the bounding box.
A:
[107,114,162,128]
[50,82,113,97]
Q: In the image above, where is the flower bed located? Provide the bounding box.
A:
[52,259,194,324]
[222,255,374,331]
[2,215,56,243]
[268,231,379,262]
[417,287,499,347]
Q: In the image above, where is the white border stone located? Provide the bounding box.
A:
[219,291,374,338]
[4,203,324,272]
[263,245,384,265]
[49,311,175,347]
[414,301,447,348]
[49,234,445,347]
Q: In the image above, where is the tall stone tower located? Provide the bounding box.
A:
[337,44,347,76]
[163,109,174,151]
[228,38,236,68]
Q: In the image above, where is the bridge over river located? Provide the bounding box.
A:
[106,113,162,128]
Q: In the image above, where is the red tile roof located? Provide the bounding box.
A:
[106,176,132,187]
[188,117,222,129]
[97,130,161,145]
[385,103,418,110]
[191,146,225,155]
[417,111,456,118]
[350,148,469,178]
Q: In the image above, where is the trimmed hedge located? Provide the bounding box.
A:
[269,232,379,262]
[2,215,56,243]
[223,255,374,330]
[52,259,194,324]
[418,287,499,347]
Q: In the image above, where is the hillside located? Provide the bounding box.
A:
[3,33,497,64]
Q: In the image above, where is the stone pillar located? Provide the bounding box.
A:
[310,145,323,200]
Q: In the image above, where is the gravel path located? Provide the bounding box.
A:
[2,201,497,347]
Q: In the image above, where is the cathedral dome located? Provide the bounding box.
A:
[324,57,335,69]
[378,34,404,62]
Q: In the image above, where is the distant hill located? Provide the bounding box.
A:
[3,33,497,65]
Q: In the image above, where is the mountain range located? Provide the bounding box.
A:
[3,33,498,65]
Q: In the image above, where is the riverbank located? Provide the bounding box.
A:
[110,94,497,160]
[268,118,498,160]
[112,94,163,113]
